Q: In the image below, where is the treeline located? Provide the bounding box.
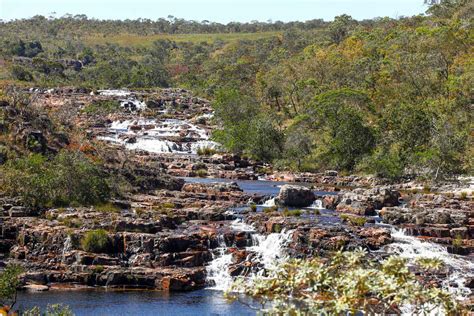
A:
[0,0,472,180]
[0,14,328,39]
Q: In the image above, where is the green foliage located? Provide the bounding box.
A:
[195,169,208,177]
[94,202,121,213]
[82,100,120,115]
[0,150,112,208]
[282,209,303,217]
[11,65,34,81]
[81,229,111,253]
[196,147,218,156]
[212,88,283,161]
[22,304,74,316]
[340,214,367,226]
[0,264,23,306]
[227,249,460,314]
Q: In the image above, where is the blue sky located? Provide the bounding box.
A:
[1,0,427,22]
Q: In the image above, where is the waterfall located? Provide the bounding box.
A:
[206,219,293,291]
[384,228,473,300]
[206,236,234,291]
[261,197,276,207]
[62,235,72,263]
[308,199,323,210]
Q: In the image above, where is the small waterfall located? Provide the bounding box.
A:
[308,199,324,210]
[206,236,234,291]
[261,197,276,207]
[384,229,473,300]
[206,220,293,291]
[62,235,72,263]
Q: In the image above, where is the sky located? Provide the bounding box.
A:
[0,0,428,23]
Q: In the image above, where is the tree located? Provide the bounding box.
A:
[0,265,23,309]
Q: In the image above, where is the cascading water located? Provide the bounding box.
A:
[384,228,473,301]
[308,199,324,210]
[261,197,276,208]
[206,219,293,291]
[99,118,220,154]
[62,235,72,263]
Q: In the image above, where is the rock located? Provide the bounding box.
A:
[8,206,36,217]
[24,284,49,292]
[276,185,315,207]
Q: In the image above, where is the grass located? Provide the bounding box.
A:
[340,214,367,227]
[283,209,303,217]
[197,147,218,156]
[85,31,282,47]
[94,202,121,213]
[195,169,208,177]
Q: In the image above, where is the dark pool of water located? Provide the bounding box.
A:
[18,289,255,316]
[181,177,337,197]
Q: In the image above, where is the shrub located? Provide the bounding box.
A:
[283,209,302,217]
[0,150,112,208]
[23,304,73,316]
[227,249,460,314]
[196,147,218,156]
[249,204,257,212]
[82,100,120,115]
[0,264,23,307]
[195,169,208,177]
[95,202,121,213]
[340,214,367,226]
[81,229,111,253]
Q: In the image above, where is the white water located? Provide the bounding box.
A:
[99,118,220,154]
[206,219,293,291]
[261,197,276,207]
[98,89,131,97]
[308,199,324,210]
[62,235,72,263]
[384,228,473,300]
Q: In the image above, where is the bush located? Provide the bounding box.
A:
[227,249,460,314]
[81,229,111,253]
[95,202,121,213]
[0,264,23,307]
[0,150,112,208]
[340,214,367,226]
[82,100,120,115]
[23,304,74,316]
[196,147,218,156]
[283,209,302,217]
[195,169,208,177]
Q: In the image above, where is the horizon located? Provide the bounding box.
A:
[1,0,428,23]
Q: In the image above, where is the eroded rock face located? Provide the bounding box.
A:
[336,188,401,216]
[276,185,315,207]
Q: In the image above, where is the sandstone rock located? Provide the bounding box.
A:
[276,185,315,207]
[24,284,49,292]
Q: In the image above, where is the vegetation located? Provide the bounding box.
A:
[0,265,23,308]
[227,249,460,314]
[282,209,303,217]
[0,2,471,180]
[196,147,218,156]
[23,304,74,316]
[82,100,120,115]
[81,229,111,253]
[340,214,368,226]
[0,150,112,208]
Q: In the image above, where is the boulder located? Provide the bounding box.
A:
[276,185,315,207]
